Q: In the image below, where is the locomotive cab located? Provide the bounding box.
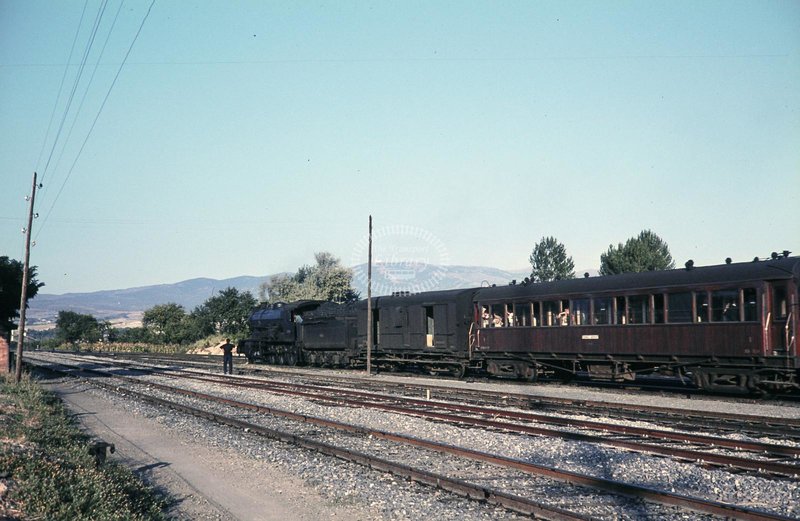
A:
[240,300,325,364]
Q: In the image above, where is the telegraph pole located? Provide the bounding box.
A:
[15,172,38,383]
[366,215,373,375]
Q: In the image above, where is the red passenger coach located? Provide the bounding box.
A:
[472,256,799,394]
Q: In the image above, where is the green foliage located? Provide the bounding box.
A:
[108,326,152,344]
[599,229,675,275]
[260,252,359,304]
[0,256,44,333]
[528,236,575,282]
[190,287,256,336]
[142,303,190,344]
[0,373,166,520]
[56,311,101,344]
[138,289,256,345]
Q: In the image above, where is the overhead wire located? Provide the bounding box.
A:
[49,0,126,182]
[38,0,110,187]
[33,0,90,178]
[36,0,157,242]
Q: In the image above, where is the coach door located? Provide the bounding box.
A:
[768,283,795,357]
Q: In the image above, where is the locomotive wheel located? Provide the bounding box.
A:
[449,364,466,379]
[285,351,298,366]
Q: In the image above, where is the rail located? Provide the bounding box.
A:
[160,367,800,476]
[29,356,798,520]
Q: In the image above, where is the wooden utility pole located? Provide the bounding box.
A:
[15,172,38,383]
[366,215,373,375]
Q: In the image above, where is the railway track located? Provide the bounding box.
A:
[73,350,800,441]
[26,352,800,520]
[56,350,800,479]
[144,368,800,479]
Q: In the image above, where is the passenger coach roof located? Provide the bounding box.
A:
[475,257,799,301]
[374,287,479,306]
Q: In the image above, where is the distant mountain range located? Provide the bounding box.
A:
[26,263,531,327]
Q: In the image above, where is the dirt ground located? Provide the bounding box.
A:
[187,340,230,356]
[40,377,375,521]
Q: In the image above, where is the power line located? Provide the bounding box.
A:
[50,0,126,182]
[36,0,157,241]
[39,0,110,186]
[33,0,90,178]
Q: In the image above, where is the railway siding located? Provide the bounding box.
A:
[27,352,800,520]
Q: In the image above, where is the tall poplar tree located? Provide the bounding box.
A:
[528,237,575,282]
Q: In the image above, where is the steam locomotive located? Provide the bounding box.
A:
[239,255,799,394]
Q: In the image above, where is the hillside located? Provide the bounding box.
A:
[25,264,530,327]
[26,276,269,326]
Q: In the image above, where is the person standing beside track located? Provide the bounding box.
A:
[221,338,235,375]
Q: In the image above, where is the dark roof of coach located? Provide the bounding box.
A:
[475,256,799,301]
[363,287,479,307]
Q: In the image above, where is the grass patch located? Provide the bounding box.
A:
[0,373,167,520]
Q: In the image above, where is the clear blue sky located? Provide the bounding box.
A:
[2,1,798,295]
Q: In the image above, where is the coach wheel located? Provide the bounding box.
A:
[524,364,538,383]
[267,354,276,365]
[450,364,466,379]
[320,352,331,367]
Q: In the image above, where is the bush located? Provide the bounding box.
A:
[0,373,167,520]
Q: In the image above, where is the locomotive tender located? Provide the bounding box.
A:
[240,255,799,394]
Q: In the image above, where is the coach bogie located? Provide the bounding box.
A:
[586,362,635,382]
[484,359,540,381]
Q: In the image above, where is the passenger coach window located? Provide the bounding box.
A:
[615,296,627,324]
[543,301,559,326]
[628,295,650,324]
[695,292,709,323]
[490,304,504,327]
[743,288,758,321]
[774,285,788,319]
[571,299,590,325]
[667,292,693,323]
[532,302,541,326]
[654,295,665,324]
[513,303,531,326]
[712,289,740,322]
[593,298,612,325]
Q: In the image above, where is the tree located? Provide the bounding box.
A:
[110,326,151,343]
[260,252,359,303]
[0,256,44,334]
[192,287,257,336]
[142,303,190,344]
[528,237,575,282]
[599,229,675,275]
[56,310,100,344]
